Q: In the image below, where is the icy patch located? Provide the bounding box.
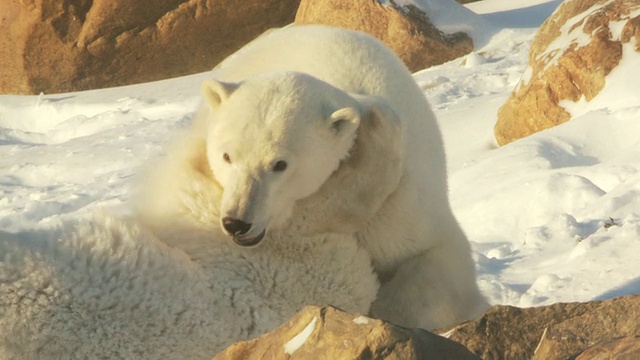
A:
[283,316,317,355]
[352,316,369,325]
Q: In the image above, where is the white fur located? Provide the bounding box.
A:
[0,215,377,359]
[199,25,488,329]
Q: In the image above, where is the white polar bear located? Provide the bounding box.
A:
[0,215,377,359]
[167,24,486,330]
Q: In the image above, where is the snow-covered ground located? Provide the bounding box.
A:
[2,0,639,309]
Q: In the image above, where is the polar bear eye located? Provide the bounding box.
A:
[272,160,288,172]
[223,153,231,164]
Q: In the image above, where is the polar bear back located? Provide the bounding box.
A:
[217,26,429,123]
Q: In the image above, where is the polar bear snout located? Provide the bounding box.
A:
[222,217,267,247]
[222,217,251,236]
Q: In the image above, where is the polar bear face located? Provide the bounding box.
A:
[201,72,362,246]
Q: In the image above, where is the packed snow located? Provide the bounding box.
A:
[2,0,639,315]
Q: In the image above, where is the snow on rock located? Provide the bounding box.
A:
[283,316,317,355]
[352,315,370,325]
[494,0,640,145]
[397,0,499,47]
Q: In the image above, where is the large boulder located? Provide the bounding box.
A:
[213,305,479,360]
[294,0,474,72]
[0,0,300,94]
[443,295,640,359]
[494,0,640,145]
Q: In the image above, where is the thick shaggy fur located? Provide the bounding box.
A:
[0,215,377,359]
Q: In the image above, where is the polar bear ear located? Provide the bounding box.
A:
[201,80,239,109]
[350,94,402,134]
[329,107,361,135]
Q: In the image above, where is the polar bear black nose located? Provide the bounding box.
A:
[222,217,252,236]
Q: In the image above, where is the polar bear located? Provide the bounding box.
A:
[0,215,377,359]
[138,24,487,330]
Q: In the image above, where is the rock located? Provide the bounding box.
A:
[443,295,640,360]
[442,301,601,359]
[294,0,473,72]
[212,305,479,360]
[532,295,640,359]
[0,0,300,94]
[575,336,640,359]
[494,0,640,145]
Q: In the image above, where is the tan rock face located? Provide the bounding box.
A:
[443,295,640,360]
[294,0,473,72]
[494,0,640,145]
[532,295,640,359]
[575,336,640,359]
[443,301,601,359]
[213,305,479,360]
[0,0,300,94]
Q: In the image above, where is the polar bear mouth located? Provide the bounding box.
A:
[233,229,266,247]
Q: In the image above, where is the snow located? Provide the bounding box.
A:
[283,316,317,355]
[467,0,563,28]
[1,0,639,315]
[352,316,370,325]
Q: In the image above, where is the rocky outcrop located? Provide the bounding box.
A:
[494,0,640,145]
[212,305,479,360]
[444,295,640,359]
[213,296,640,359]
[0,0,300,94]
[294,0,473,72]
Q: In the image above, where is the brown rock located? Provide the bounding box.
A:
[213,305,479,360]
[443,295,640,360]
[294,0,473,72]
[532,295,640,359]
[0,0,301,94]
[576,336,640,359]
[443,301,601,359]
[494,0,640,145]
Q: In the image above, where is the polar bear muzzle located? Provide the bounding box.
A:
[222,217,266,246]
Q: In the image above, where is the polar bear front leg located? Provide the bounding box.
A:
[289,95,404,235]
[369,234,489,330]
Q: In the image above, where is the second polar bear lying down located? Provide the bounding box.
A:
[0,216,377,359]
[139,24,487,330]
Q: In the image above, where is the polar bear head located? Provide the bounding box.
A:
[201,72,366,246]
